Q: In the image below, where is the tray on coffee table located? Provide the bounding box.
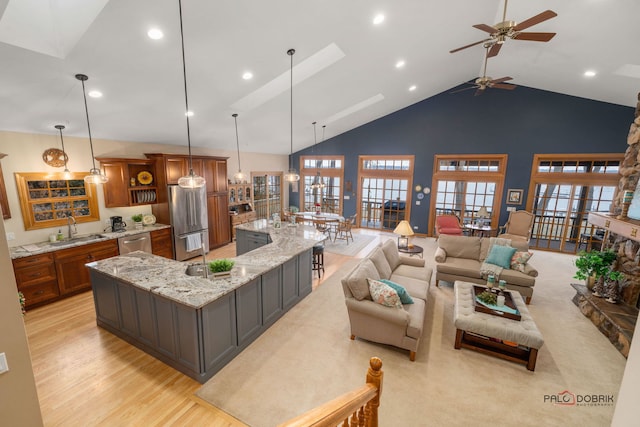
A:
[472,285,522,321]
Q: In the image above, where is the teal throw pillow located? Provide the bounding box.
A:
[380,279,414,304]
[485,245,517,269]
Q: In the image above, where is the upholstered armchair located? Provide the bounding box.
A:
[498,210,534,243]
[435,214,464,238]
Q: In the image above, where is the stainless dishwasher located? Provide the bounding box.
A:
[117,231,152,254]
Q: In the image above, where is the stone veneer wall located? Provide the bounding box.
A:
[608,92,640,306]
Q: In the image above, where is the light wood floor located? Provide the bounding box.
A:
[25,229,383,426]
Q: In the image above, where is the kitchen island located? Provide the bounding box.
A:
[87,223,325,383]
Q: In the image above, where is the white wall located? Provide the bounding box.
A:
[0,130,288,246]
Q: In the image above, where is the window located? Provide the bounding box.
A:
[429,155,507,235]
[358,155,414,230]
[300,156,344,213]
[15,172,100,230]
[528,154,622,253]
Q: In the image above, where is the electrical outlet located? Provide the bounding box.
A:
[415,201,420,205]
[413,226,418,229]
[0,352,8,374]
[343,195,350,200]
[507,206,516,212]
[6,232,15,241]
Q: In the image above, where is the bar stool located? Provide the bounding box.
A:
[312,244,325,278]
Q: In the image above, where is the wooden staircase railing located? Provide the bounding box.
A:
[278,357,383,427]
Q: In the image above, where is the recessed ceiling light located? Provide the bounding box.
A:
[395,60,405,69]
[584,70,597,77]
[148,28,163,40]
[409,85,417,91]
[185,111,194,117]
[88,90,102,98]
[242,72,253,80]
[373,14,385,25]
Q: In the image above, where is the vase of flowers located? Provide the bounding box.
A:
[315,203,321,214]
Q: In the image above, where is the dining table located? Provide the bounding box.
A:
[293,212,344,239]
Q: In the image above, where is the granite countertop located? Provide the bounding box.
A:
[9,224,171,259]
[87,223,325,309]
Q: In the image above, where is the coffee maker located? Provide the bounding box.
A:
[110,216,126,232]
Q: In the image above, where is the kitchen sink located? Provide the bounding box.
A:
[49,234,106,246]
[185,263,208,277]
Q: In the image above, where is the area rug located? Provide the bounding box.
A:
[196,239,626,427]
[322,233,376,256]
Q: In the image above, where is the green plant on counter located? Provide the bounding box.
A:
[477,290,497,305]
[131,214,144,222]
[208,259,235,273]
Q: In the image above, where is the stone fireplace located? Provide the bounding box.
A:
[572,92,640,358]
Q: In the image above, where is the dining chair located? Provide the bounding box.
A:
[334,216,354,244]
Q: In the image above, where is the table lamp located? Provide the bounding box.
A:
[477,206,489,226]
[393,220,414,249]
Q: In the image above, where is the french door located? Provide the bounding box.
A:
[527,154,622,253]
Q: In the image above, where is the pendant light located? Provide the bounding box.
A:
[232,113,246,183]
[76,74,108,184]
[55,124,72,180]
[284,48,300,182]
[310,121,324,190]
[176,0,205,189]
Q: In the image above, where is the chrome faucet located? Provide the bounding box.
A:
[67,215,77,239]
[201,239,208,278]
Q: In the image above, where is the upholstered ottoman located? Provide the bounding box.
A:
[453,281,544,371]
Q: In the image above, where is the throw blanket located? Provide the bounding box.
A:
[480,237,512,279]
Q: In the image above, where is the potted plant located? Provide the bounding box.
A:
[208,258,235,278]
[131,213,144,229]
[573,249,618,293]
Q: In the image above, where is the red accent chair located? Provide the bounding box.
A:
[435,214,464,238]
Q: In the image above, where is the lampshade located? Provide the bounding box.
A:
[232,113,246,183]
[393,220,414,236]
[478,206,489,218]
[76,74,108,184]
[55,124,72,180]
[176,0,205,189]
[284,48,299,182]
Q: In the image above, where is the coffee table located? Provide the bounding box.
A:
[453,281,544,371]
[398,244,423,258]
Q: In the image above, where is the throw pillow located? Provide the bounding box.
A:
[380,279,414,304]
[346,259,380,301]
[368,247,392,279]
[485,245,517,269]
[511,251,533,273]
[367,278,403,308]
[381,239,401,270]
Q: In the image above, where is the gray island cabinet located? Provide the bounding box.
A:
[88,223,323,383]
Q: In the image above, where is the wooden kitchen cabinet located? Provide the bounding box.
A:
[208,194,231,247]
[12,253,59,308]
[54,239,119,295]
[151,227,173,259]
[96,157,158,208]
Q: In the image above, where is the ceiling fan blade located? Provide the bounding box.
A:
[473,23,498,34]
[512,31,556,42]
[492,83,516,90]
[513,10,557,31]
[450,85,478,94]
[487,43,502,57]
[490,76,513,84]
[449,38,491,53]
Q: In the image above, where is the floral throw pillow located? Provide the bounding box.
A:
[367,278,403,308]
[511,251,533,273]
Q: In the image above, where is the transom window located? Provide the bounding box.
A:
[536,159,620,174]
[438,159,500,172]
[362,159,410,171]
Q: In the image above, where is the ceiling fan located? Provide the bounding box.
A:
[451,45,516,96]
[449,0,557,58]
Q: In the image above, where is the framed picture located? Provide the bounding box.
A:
[507,189,523,205]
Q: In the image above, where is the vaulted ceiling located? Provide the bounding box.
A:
[1,0,639,154]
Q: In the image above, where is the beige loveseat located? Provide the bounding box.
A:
[341,239,433,361]
[434,235,538,303]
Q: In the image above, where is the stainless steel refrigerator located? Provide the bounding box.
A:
[168,184,210,261]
